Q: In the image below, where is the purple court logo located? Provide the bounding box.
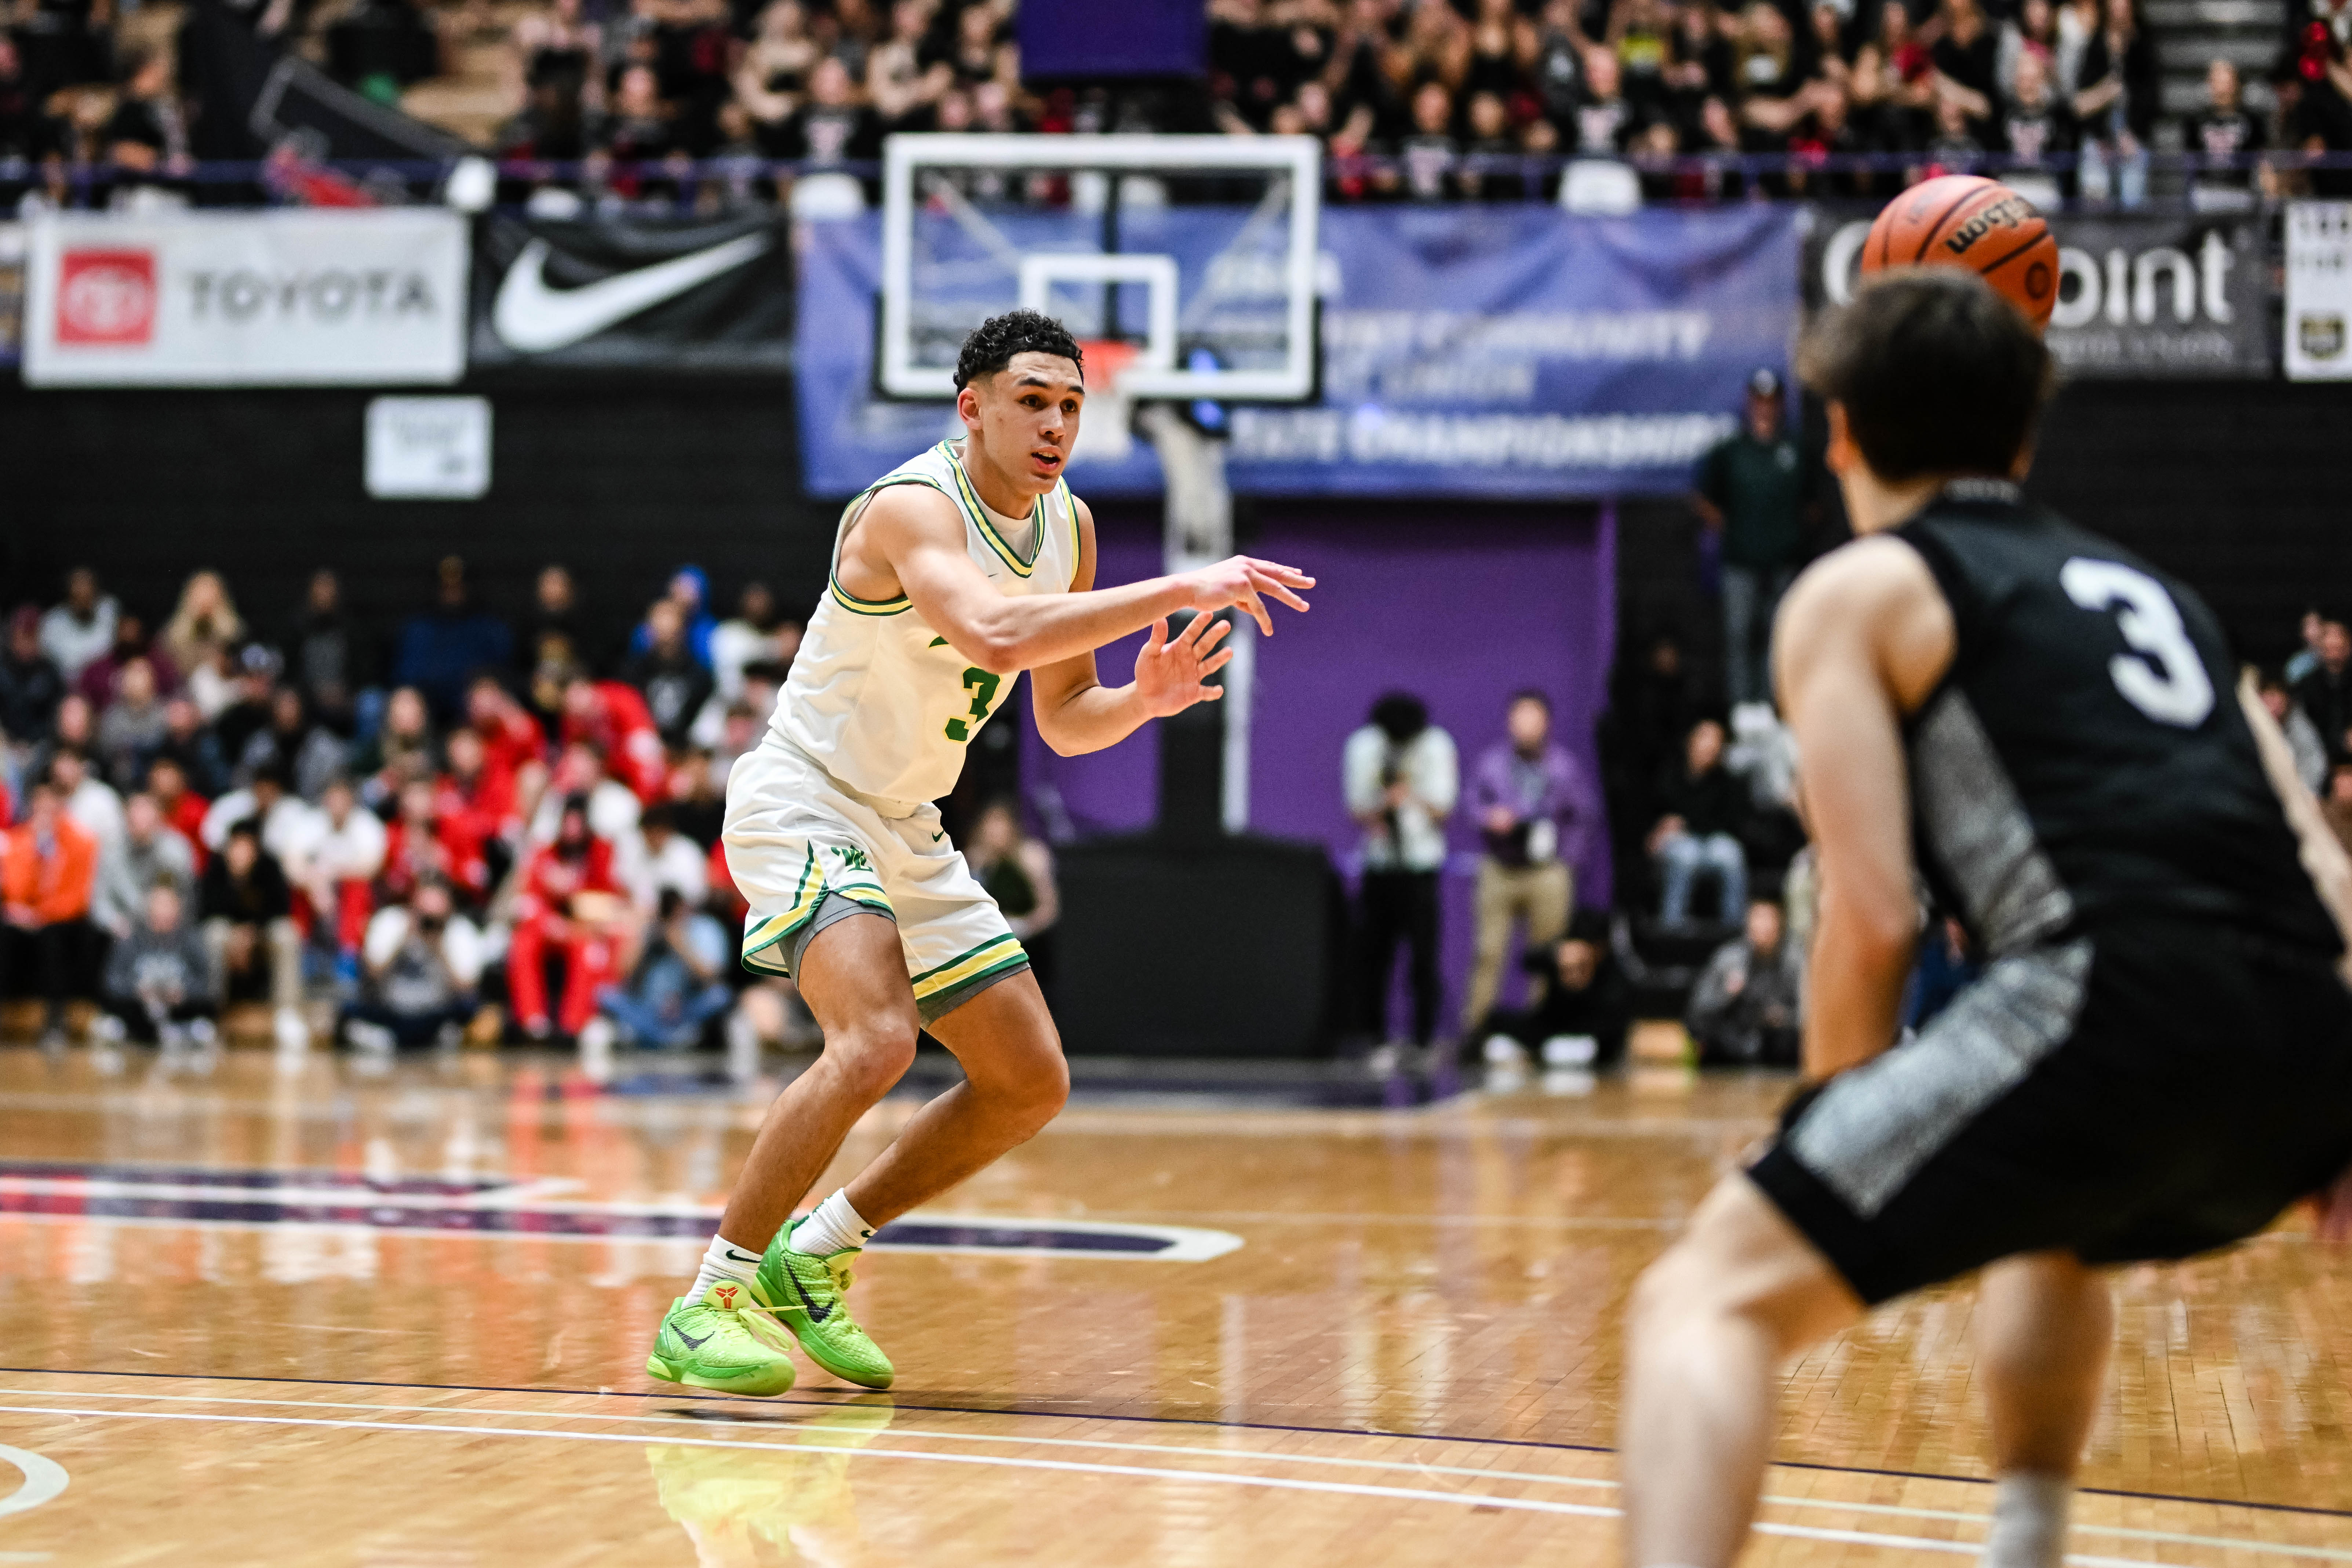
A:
[0,1162,1240,1261]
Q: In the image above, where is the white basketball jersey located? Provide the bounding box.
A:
[772,440,1081,813]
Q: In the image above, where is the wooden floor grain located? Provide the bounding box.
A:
[0,1046,2346,1566]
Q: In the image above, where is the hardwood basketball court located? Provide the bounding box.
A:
[1,1045,2347,1566]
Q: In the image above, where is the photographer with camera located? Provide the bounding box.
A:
[1684,893,1804,1066]
[1343,691,1459,1056]
[339,879,484,1051]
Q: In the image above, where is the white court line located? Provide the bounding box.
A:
[0,1382,2342,1561]
[0,1443,66,1520]
[0,1385,2343,1562]
[0,1400,2210,1565]
[0,1404,1626,1523]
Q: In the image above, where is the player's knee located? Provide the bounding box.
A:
[1029,1052,1071,1124]
[1629,1243,1714,1341]
[987,1048,1068,1135]
[824,1016,920,1096]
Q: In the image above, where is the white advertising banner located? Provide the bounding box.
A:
[2286,201,2352,382]
[22,208,468,387]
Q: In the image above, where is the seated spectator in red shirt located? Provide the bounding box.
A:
[527,747,644,907]
[507,796,626,1041]
[382,777,490,909]
[145,756,212,870]
[466,674,547,785]
[436,725,521,867]
[1,776,102,1047]
[561,674,666,803]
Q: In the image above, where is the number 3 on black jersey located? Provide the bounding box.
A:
[944,667,1003,742]
[2059,558,2216,728]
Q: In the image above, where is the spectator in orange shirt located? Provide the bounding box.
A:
[1,776,101,1047]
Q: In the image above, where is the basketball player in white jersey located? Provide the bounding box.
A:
[645,310,1314,1394]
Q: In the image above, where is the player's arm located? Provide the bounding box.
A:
[2235,672,2352,986]
[1773,535,1955,1080]
[2247,673,2352,1240]
[1027,498,1237,757]
[848,486,1310,676]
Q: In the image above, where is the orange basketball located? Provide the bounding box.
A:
[1857,174,2060,333]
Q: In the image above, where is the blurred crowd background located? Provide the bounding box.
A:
[3,0,2348,210]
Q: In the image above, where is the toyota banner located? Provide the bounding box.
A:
[467,210,794,372]
[1808,204,2268,378]
[21,208,468,387]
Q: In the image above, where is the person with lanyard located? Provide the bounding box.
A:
[1463,690,1596,1038]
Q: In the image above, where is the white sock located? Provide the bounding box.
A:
[789,1189,876,1257]
[685,1233,764,1305]
[1983,1472,2072,1568]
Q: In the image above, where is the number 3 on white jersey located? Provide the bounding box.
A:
[2058,558,2216,728]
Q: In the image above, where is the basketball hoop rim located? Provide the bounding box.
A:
[1075,338,1144,397]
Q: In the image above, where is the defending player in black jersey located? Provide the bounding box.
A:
[1617,269,2352,1568]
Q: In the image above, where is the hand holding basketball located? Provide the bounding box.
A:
[1857,174,2061,332]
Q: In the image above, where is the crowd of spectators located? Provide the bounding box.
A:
[10,0,2349,212]
[479,0,2352,205]
[0,556,956,1063]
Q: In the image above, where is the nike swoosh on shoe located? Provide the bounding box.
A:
[492,233,771,353]
[787,1267,833,1324]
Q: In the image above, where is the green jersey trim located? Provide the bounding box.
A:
[941,442,1046,578]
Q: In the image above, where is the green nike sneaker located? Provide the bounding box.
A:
[645,1281,798,1396]
[751,1220,896,1389]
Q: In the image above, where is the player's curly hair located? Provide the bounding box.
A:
[953,309,1085,391]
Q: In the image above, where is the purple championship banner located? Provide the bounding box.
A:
[796,203,1802,500]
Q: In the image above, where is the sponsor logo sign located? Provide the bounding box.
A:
[2287,202,2352,382]
[1810,207,2267,378]
[23,209,467,386]
[55,250,158,345]
[467,212,792,370]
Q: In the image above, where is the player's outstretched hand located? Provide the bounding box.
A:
[1183,556,1314,636]
[1133,613,1235,718]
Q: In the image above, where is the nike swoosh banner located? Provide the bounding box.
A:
[469,211,793,372]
